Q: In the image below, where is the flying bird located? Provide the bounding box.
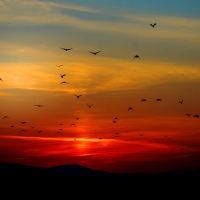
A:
[58,123,63,126]
[60,47,72,51]
[139,134,144,137]
[141,99,147,102]
[179,100,183,104]
[89,50,101,55]
[3,116,10,119]
[21,121,27,124]
[87,104,93,108]
[56,65,63,67]
[150,23,157,28]
[133,55,140,60]
[70,123,76,127]
[34,105,45,107]
[60,74,66,78]
[76,118,80,120]
[194,115,199,118]
[56,131,62,134]
[128,107,133,111]
[99,138,102,140]
[37,130,42,134]
[0,78,3,82]
[20,129,27,133]
[74,94,82,99]
[30,126,35,129]
[114,117,119,120]
[186,114,191,117]
[10,125,15,128]
[156,99,162,101]
[60,81,69,84]
[113,120,117,123]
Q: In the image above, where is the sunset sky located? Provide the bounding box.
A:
[0,0,200,174]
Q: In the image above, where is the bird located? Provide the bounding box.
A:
[30,126,35,129]
[34,105,45,107]
[133,55,140,60]
[56,131,62,134]
[139,134,144,137]
[156,99,162,101]
[99,138,102,140]
[21,121,27,124]
[56,65,63,67]
[60,47,72,51]
[70,123,76,127]
[179,100,183,104]
[58,128,63,131]
[76,118,80,120]
[37,130,42,133]
[0,78,3,82]
[113,120,117,123]
[20,129,27,133]
[10,125,15,128]
[141,99,147,102]
[178,147,185,151]
[89,50,101,55]
[114,117,119,120]
[60,81,69,84]
[60,74,66,78]
[194,115,199,118]
[186,114,191,117]
[58,123,63,126]
[74,94,82,99]
[3,116,10,119]
[87,104,93,108]
[128,107,133,111]
[150,23,157,28]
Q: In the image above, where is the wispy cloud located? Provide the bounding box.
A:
[1,0,200,41]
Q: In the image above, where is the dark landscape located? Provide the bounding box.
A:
[1,162,199,193]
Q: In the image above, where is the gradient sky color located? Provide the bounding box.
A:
[0,0,200,174]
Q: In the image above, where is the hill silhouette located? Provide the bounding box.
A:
[1,162,199,196]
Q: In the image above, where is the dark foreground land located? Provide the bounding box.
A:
[0,163,199,196]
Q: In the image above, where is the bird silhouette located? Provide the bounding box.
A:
[56,65,63,67]
[20,129,27,133]
[21,121,27,124]
[99,138,102,140]
[56,131,62,134]
[186,114,191,117]
[3,116,10,119]
[139,134,144,137]
[34,105,45,107]
[60,74,66,78]
[10,125,15,128]
[87,104,93,108]
[133,55,140,60]
[178,147,185,151]
[150,23,156,28]
[60,47,72,51]
[58,128,63,131]
[60,81,69,84]
[58,123,63,126]
[0,78,3,82]
[113,120,117,123]
[37,130,42,133]
[194,115,199,118]
[114,117,119,120]
[156,99,162,101]
[30,126,35,129]
[70,123,76,127]
[179,100,183,104]
[74,94,82,99]
[141,99,147,102]
[128,107,133,111]
[76,118,80,120]
[89,50,101,55]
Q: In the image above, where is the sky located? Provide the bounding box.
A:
[0,0,200,174]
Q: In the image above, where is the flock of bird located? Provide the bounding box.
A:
[1,22,199,147]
